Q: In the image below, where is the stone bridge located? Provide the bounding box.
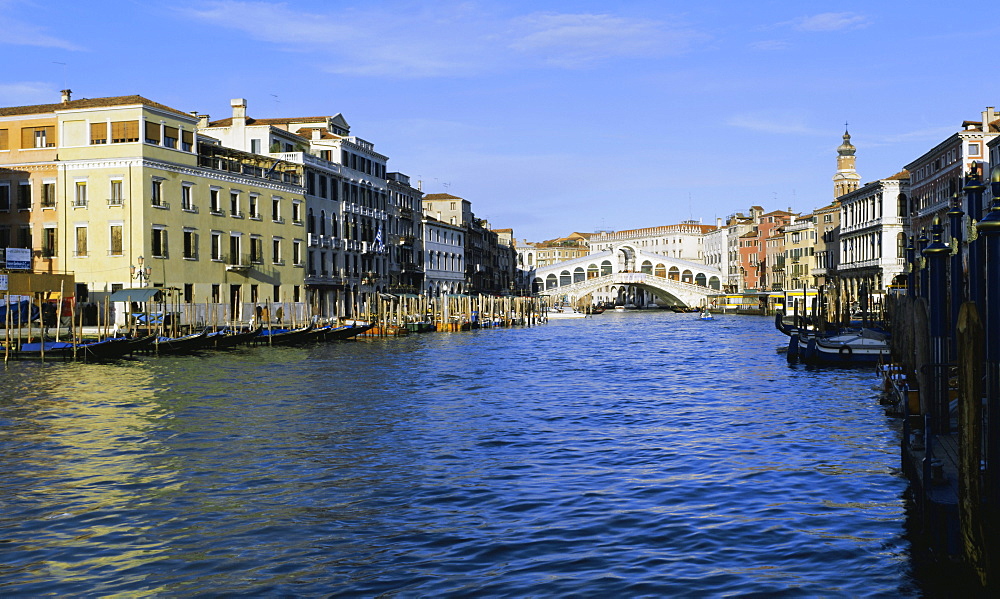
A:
[531,248,723,308]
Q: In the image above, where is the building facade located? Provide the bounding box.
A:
[1,92,306,323]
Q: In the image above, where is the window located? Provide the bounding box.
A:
[22,126,55,148]
[42,226,57,257]
[181,130,193,152]
[75,226,87,257]
[210,188,221,213]
[272,237,282,263]
[0,185,7,211]
[151,180,163,207]
[145,121,161,145]
[969,142,981,157]
[250,284,259,303]
[17,183,30,210]
[184,283,193,303]
[273,284,280,302]
[293,239,302,265]
[250,138,261,154]
[109,180,123,206]
[163,126,178,149]
[90,122,107,144]
[292,201,302,224]
[183,229,197,259]
[181,184,194,211]
[272,197,281,222]
[230,191,241,217]
[17,225,30,249]
[250,235,262,263]
[211,231,222,260]
[110,224,123,256]
[152,227,167,258]
[0,128,7,150]
[211,284,220,303]
[229,234,242,265]
[74,181,87,207]
[450,201,457,210]
[111,121,139,143]
[293,285,300,303]
[249,194,259,219]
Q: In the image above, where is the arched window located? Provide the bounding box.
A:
[640,260,653,274]
[897,193,908,217]
[709,276,721,290]
[307,208,315,234]
[573,267,585,283]
[559,270,572,286]
[654,263,666,278]
[587,264,599,279]
[600,260,612,276]
[546,274,558,289]
[533,277,543,293]
[682,270,693,284]
[695,273,707,287]
[668,266,680,280]
[320,210,326,236]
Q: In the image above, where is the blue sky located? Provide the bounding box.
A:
[3,1,998,240]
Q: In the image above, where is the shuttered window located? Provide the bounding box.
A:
[145,121,161,143]
[0,129,7,150]
[110,225,123,255]
[111,121,139,143]
[90,122,107,144]
[163,126,178,148]
[75,226,88,257]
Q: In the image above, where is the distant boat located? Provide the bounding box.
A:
[545,307,587,319]
[699,310,714,321]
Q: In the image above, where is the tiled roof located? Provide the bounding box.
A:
[886,169,910,180]
[423,193,463,200]
[207,116,332,127]
[0,95,192,118]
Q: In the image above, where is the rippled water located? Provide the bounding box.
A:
[0,311,918,596]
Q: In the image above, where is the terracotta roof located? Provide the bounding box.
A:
[423,193,464,200]
[0,95,192,118]
[207,116,333,127]
[295,127,337,139]
[886,169,910,180]
[492,228,513,233]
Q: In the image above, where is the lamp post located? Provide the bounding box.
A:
[976,168,1000,506]
[130,256,150,287]
[947,192,964,361]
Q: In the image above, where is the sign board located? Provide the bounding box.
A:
[0,274,6,291]
[5,247,31,270]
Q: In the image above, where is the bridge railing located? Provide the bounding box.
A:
[539,272,719,295]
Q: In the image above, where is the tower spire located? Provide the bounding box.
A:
[833,126,860,198]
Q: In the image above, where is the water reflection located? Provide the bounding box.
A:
[0,313,923,596]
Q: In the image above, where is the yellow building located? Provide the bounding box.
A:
[0,91,307,324]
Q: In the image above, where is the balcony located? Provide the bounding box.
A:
[107,198,124,207]
[151,199,169,209]
[398,234,415,246]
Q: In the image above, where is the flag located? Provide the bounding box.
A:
[374,227,385,253]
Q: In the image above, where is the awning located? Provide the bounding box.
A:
[108,288,162,302]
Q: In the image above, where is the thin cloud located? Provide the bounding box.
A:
[0,82,56,106]
[180,1,707,77]
[749,39,790,51]
[509,12,706,68]
[0,1,85,50]
[785,12,871,32]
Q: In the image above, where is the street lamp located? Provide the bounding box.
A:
[130,255,151,287]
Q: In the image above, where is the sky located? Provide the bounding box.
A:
[3,0,999,241]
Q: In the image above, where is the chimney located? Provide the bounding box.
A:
[983,106,996,131]
[60,89,72,103]
[312,129,321,140]
[197,114,210,128]
[231,98,247,125]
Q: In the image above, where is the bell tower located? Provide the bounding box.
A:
[833,127,860,198]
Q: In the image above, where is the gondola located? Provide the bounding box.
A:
[152,328,210,355]
[252,322,315,346]
[206,325,261,349]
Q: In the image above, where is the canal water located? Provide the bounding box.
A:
[0,311,921,596]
